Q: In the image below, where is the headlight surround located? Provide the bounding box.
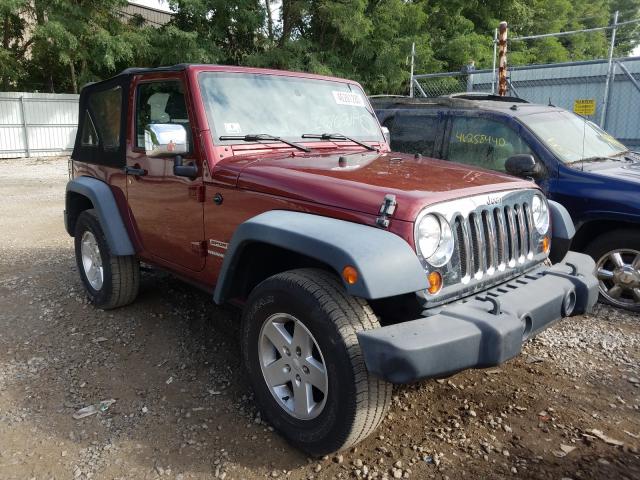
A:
[415,213,454,267]
[531,194,550,234]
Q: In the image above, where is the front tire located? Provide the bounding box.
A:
[586,229,640,312]
[74,209,140,310]
[241,269,392,455]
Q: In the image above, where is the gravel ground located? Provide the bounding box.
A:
[0,156,639,480]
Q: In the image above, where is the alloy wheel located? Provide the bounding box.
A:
[258,313,328,420]
[596,248,640,310]
[80,231,104,291]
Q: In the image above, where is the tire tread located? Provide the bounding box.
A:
[269,268,392,451]
[76,209,139,310]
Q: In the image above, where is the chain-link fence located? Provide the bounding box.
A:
[412,56,640,149]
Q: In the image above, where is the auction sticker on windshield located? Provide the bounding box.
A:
[224,122,242,134]
[333,91,365,107]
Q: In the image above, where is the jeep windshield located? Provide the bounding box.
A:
[520,110,628,164]
[198,72,384,148]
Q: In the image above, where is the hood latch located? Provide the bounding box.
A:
[376,194,397,228]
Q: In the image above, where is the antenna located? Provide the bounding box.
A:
[409,42,415,98]
[581,114,587,171]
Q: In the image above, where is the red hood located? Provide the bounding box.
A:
[217,150,537,222]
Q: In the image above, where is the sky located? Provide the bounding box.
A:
[132,1,640,56]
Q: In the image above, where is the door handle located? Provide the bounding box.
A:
[124,165,147,176]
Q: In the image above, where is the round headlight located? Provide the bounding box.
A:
[416,213,454,267]
[417,214,441,259]
[531,194,550,234]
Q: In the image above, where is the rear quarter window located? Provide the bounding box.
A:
[87,87,122,151]
[72,78,128,168]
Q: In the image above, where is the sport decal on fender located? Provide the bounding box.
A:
[208,239,228,258]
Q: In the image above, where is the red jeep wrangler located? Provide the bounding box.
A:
[65,64,598,455]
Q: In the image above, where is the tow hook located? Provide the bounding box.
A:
[376,194,397,228]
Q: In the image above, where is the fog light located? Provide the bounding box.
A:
[342,266,358,285]
[541,236,551,254]
[427,271,443,295]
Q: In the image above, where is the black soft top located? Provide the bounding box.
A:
[71,64,189,168]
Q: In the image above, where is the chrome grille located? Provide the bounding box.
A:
[453,201,535,282]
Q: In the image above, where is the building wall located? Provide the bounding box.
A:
[120,2,173,27]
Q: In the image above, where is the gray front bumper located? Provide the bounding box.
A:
[358,252,598,384]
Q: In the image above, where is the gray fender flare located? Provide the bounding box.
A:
[548,200,575,240]
[548,200,575,264]
[213,211,429,304]
[65,176,135,256]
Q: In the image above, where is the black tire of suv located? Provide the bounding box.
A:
[74,209,140,310]
[241,268,392,456]
[585,229,640,312]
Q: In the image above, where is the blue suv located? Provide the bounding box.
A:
[372,94,640,312]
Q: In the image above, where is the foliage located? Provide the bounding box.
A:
[0,0,638,94]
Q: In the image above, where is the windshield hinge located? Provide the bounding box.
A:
[376,194,397,228]
[191,240,208,257]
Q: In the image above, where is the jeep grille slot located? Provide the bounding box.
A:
[494,208,506,266]
[453,216,468,278]
[469,213,481,275]
[454,200,535,282]
[482,210,496,271]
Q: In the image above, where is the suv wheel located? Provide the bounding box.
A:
[241,268,392,455]
[74,209,140,309]
[586,229,640,312]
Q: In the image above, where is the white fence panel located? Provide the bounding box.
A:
[0,92,79,159]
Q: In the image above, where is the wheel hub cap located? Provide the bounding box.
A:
[615,267,639,286]
[80,231,104,291]
[596,249,640,309]
[258,313,328,420]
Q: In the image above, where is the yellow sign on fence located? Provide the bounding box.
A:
[573,99,596,116]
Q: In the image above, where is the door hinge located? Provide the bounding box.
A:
[191,240,208,257]
[376,194,397,228]
[188,185,205,203]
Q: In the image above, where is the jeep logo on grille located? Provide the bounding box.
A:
[487,196,501,205]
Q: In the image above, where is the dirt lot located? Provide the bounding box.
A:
[0,157,639,480]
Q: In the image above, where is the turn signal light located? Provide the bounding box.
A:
[541,236,551,254]
[427,271,443,295]
[342,266,359,285]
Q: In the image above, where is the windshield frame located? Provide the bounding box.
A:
[197,71,385,148]
[518,109,628,164]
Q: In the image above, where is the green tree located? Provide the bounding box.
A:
[0,0,29,89]
[27,0,151,93]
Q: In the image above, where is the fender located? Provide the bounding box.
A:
[213,211,429,304]
[65,176,135,256]
[548,200,575,264]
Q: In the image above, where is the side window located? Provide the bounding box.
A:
[389,113,438,157]
[136,81,191,149]
[447,116,533,172]
[86,86,122,150]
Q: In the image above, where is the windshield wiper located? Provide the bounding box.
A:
[302,133,377,151]
[219,134,310,152]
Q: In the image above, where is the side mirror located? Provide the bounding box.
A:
[505,154,544,180]
[173,155,198,179]
[144,123,189,157]
[381,126,391,145]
